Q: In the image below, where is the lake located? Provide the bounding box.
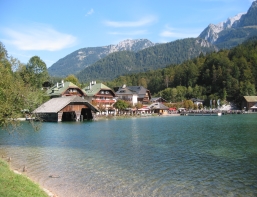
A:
[1,114,257,197]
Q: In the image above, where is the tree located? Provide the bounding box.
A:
[65,74,80,87]
[25,56,49,88]
[113,100,129,114]
[170,88,178,102]
[134,103,143,110]
[138,77,147,88]
[159,88,172,101]
[183,100,194,110]
[0,43,47,128]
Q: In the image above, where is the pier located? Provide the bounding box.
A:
[180,110,248,116]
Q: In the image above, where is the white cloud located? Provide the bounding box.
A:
[104,16,157,27]
[85,8,94,16]
[160,25,201,39]
[3,25,77,51]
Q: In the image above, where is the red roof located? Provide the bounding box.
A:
[169,108,177,111]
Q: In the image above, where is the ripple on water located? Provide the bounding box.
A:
[1,115,257,196]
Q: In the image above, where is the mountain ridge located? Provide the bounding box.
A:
[76,38,217,82]
[48,1,257,79]
[199,0,257,47]
[48,39,155,77]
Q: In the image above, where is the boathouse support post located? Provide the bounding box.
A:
[75,111,81,121]
[57,112,63,122]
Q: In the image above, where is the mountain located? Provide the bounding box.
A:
[76,38,217,82]
[199,13,245,44]
[48,39,155,77]
[49,1,257,79]
[199,0,257,49]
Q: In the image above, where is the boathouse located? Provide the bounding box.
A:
[242,96,257,111]
[33,96,99,122]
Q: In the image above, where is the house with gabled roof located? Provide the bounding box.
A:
[148,102,169,115]
[33,95,99,122]
[82,81,116,111]
[242,96,257,111]
[115,85,151,105]
[191,98,204,108]
[46,80,85,98]
[115,84,138,106]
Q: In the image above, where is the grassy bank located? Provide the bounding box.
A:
[0,158,48,197]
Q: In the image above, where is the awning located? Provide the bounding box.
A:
[169,108,176,111]
[138,108,150,111]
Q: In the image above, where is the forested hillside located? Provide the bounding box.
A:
[48,39,155,77]
[214,27,257,49]
[77,38,216,82]
[105,37,257,107]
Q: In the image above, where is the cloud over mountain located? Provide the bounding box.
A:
[3,25,77,51]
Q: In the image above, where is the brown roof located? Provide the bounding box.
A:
[33,96,99,113]
[244,96,257,102]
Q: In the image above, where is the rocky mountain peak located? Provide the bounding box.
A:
[199,13,245,43]
[108,39,155,53]
[233,0,257,27]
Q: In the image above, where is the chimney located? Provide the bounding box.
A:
[56,82,58,88]
[61,80,64,87]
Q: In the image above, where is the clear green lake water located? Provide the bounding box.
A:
[0,114,257,197]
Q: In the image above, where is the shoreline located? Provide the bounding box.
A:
[94,113,180,120]
[1,157,58,197]
[12,167,58,197]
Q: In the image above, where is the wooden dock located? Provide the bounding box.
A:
[180,110,246,116]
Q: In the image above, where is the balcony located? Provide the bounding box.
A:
[92,98,116,103]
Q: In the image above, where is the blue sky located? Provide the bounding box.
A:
[0,0,254,68]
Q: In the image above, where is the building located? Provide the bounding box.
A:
[114,85,138,106]
[191,98,204,105]
[33,96,99,122]
[147,102,169,115]
[242,96,257,111]
[82,82,116,111]
[115,85,151,105]
[46,81,85,98]
[150,97,167,103]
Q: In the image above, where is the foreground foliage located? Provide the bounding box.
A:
[0,42,49,127]
[0,159,48,197]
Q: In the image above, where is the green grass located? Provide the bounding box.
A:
[0,159,48,197]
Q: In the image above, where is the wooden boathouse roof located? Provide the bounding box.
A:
[244,96,257,102]
[33,96,99,113]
